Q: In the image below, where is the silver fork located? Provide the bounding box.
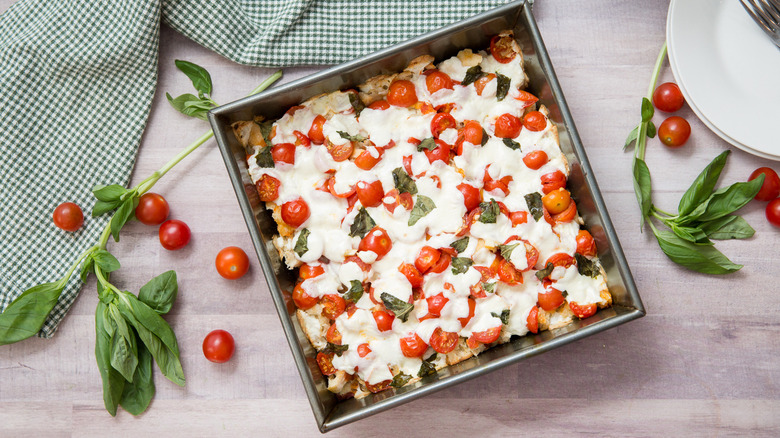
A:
[740,0,780,48]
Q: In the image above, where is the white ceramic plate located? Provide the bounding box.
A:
[667,0,780,160]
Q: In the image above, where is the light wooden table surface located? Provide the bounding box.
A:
[2,1,779,436]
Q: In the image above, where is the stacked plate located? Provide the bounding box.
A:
[667,0,780,160]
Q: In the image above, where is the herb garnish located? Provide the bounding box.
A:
[481,128,489,146]
[293,228,310,257]
[417,137,436,152]
[478,199,500,223]
[482,282,496,294]
[392,167,418,195]
[408,195,435,226]
[380,292,414,322]
[343,280,364,303]
[350,207,376,238]
[524,193,544,221]
[418,353,438,377]
[450,236,469,253]
[535,262,554,281]
[499,242,520,261]
[496,73,511,101]
[491,309,510,325]
[323,342,349,357]
[451,257,473,275]
[348,92,365,116]
[461,65,484,86]
[574,253,600,278]
[255,146,274,168]
[338,131,366,142]
[503,138,521,151]
[391,372,413,388]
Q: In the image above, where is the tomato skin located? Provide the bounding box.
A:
[215,246,250,280]
[135,193,169,226]
[387,80,418,107]
[357,343,372,358]
[354,148,383,170]
[368,100,390,110]
[429,327,459,354]
[321,294,346,320]
[326,323,342,344]
[489,34,516,63]
[457,183,481,212]
[383,188,414,214]
[547,252,576,269]
[749,167,780,201]
[293,283,318,310]
[494,113,522,138]
[514,90,539,107]
[658,116,691,147]
[526,306,539,334]
[767,198,780,227]
[510,211,528,226]
[424,139,451,164]
[542,188,572,215]
[400,333,428,358]
[426,293,449,317]
[522,111,547,131]
[281,198,310,228]
[457,297,476,327]
[415,246,441,273]
[52,202,84,232]
[471,326,501,344]
[202,330,235,363]
[324,138,354,162]
[356,180,384,208]
[271,142,296,165]
[316,352,336,376]
[474,73,496,96]
[159,219,191,250]
[461,120,483,146]
[431,112,457,138]
[308,115,327,144]
[425,70,454,94]
[358,227,393,260]
[497,258,523,284]
[293,130,310,146]
[541,170,566,194]
[552,199,577,223]
[366,379,392,393]
[576,230,597,257]
[569,301,597,319]
[373,310,395,332]
[429,251,451,274]
[652,82,685,112]
[399,263,424,287]
[522,150,548,170]
[327,177,355,199]
[299,263,325,279]
[256,174,281,202]
[538,287,565,311]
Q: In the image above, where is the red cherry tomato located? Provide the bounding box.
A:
[509,211,528,226]
[324,138,354,162]
[399,263,424,287]
[474,73,496,96]
[281,198,310,228]
[52,202,84,232]
[321,294,346,320]
[383,188,414,214]
[489,34,516,63]
[494,113,521,138]
[415,246,441,273]
[522,150,548,170]
[400,333,428,358]
[552,199,577,224]
[429,327,459,354]
[299,263,325,279]
[541,170,566,194]
[496,258,523,284]
[271,143,295,165]
[327,177,356,199]
[308,115,326,144]
[357,343,372,358]
[569,301,597,319]
[526,306,539,334]
[431,113,457,138]
[425,70,454,94]
[426,293,449,317]
[767,198,780,227]
[576,230,597,257]
[202,329,235,363]
[326,323,341,344]
[514,90,539,107]
[358,227,393,260]
[158,219,191,250]
[215,246,250,280]
[749,167,780,201]
[356,180,384,208]
[522,111,547,132]
[546,253,576,269]
[658,116,691,147]
[424,139,451,164]
[368,100,390,110]
[135,193,169,226]
[293,130,310,147]
[354,148,384,170]
[387,80,418,107]
[652,82,685,113]
[457,297,476,327]
[256,174,281,202]
[292,283,318,310]
[316,352,336,376]
[471,326,501,344]
[429,251,451,274]
[456,183,481,212]
[538,287,565,311]
[542,188,572,215]
[461,120,484,146]
[373,310,395,332]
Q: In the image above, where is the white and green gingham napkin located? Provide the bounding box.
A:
[0,0,508,338]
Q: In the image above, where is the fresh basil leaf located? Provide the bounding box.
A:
[478,199,500,223]
[392,167,418,195]
[482,282,496,294]
[337,131,366,142]
[574,253,600,278]
[682,177,764,224]
[418,353,438,377]
[450,236,469,253]
[109,326,138,383]
[255,120,275,147]
[95,302,125,416]
[343,280,364,303]
[294,228,311,257]
[380,292,414,322]
[524,193,544,222]
[640,97,653,122]
[349,207,376,238]
[632,157,652,228]
[119,341,155,416]
[409,195,436,226]
[535,262,554,281]
[646,121,656,138]
[502,138,521,150]
[491,309,510,325]
[93,184,128,202]
[451,257,473,275]
[110,197,136,242]
[391,371,412,388]
[495,73,511,101]
[0,281,64,345]
[138,271,178,315]
[348,92,365,116]
[461,65,484,86]
[92,199,121,217]
[652,229,742,274]
[166,93,210,120]
[255,146,274,168]
[174,59,213,97]
[481,128,489,146]
[93,249,120,273]
[669,223,711,245]
[699,215,755,240]
[417,137,436,152]
[499,243,520,261]
[677,150,730,217]
[624,125,639,150]
[323,342,348,357]
[80,254,95,282]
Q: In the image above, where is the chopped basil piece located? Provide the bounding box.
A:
[525,193,544,221]
[337,131,366,142]
[461,65,484,86]
[491,309,510,325]
[323,342,348,357]
[481,128,489,146]
[418,353,438,377]
[482,282,496,294]
[502,138,521,151]
[417,137,436,152]
[343,280,364,303]
[496,73,511,101]
[575,253,600,278]
[499,242,520,261]
[478,199,500,224]
[255,146,274,168]
[451,257,473,275]
[408,195,435,226]
[391,372,412,389]
[392,167,418,195]
[535,262,554,281]
[293,228,310,257]
[255,120,274,147]
[348,92,365,116]
[350,207,376,238]
[450,236,469,253]
[380,292,414,322]
[561,290,569,298]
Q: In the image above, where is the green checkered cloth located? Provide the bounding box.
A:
[0,0,508,338]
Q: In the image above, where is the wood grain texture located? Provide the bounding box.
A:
[2,0,780,436]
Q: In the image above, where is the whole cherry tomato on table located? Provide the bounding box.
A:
[215,246,250,280]
[159,219,191,250]
[652,82,685,112]
[203,329,235,363]
[53,202,84,232]
[749,167,780,201]
[767,198,780,228]
[658,116,691,147]
[135,193,169,225]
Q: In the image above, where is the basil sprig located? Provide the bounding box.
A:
[294,228,310,257]
[409,195,435,226]
[450,236,469,253]
[165,60,218,121]
[380,292,414,322]
[624,43,760,274]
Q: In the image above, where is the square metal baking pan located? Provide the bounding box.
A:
[209,0,644,432]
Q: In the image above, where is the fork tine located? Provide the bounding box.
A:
[766,0,780,15]
[760,0,780,23]
[741,0,773,33]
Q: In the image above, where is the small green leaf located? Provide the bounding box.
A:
[392,167,418,195]
[294,228,310,257]
[92,199,121,217]
[646,121,656,138]
[669,223,711,244]
[408,195,436,226]
[499,243,520,261]
[110,198,136,242]
[491,309,510,325]
[174,59,213,97]
[255,120,274,147]
[451,257,473,275]
[418,353,438,377]
[0,281,64,345]
[450,236,469,253]
[502,138,521,151]
[461,65,484,86]
[416,137,436,152]
[109,328,138,383]
[681,176,764,224]
[535,262,554,281]
[524,193,544,222]
[391,372,412,388]
[478,199,500,224]
[343,280,364,303]
[348,92,365,115]
[380,292,414,322]
[95,302,125,416]
[118,342,155,416]
[92,249,120,273]
[166,93,210,120]
[255,146,274,168]
[80,255,95,282]
[632,158,652,227]
[574,253,600,278]
[481,128,489,146]
[624,125,639,150]
[641,97,653,122]
[337,131,366,142]
[652,229,742,274]
[678,150,730,217]
[699,215,755,240]
[93,184,128,202]
[138,271,178,315]
[349,207,376,238]
[322,342,348,357]
[495,73,511,101]
[482,282,496,294]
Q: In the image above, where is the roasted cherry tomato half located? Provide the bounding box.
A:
[540,170,566,194]
[357,343,372,358]
[522,111,547,132]
[424,139,451,164]
[326,323,342,344]
[387,80,418,107]
[321,294,346,320]
[215,246,250,280]
[281,198,310,228]
[652,82,685,113]
[354,148,384,170]
[538,287,565,311]
[256,174,281,202]
[373,310,395,332]
[474,73,496,96]
[471,326,502,344]
[425,70,454,94]
[526,306,539,334]
[429,327,459,354]
[308,115,327,145]
[461,120,484,146]
[400,333,428,358]
[368,100,390,110]
[292,283,318,310]
[576,230,597,257]
[159,219,191,250]
[749,167,780,201]
[658,116,691,147]
[457,183,481,212]
[494,113,522,138]
[426,293,449,317]
[431,112,457,138]
[299,263,325,279]
[135,193,169,226]
[356,180,384,208]
[203,329,235,363]
[489,34,516,63]
[569,301,597,319]
[429,251,451,274]
[415,246,441,273]
[271,142,296,165]
[324,138,354,162]
[52,202,84,232]
[327,177,355,199]
[457,297,476,327]
[399,263,424,288]
[522,150,548,170]
[358,227,392,260]
[316,352,336,376]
